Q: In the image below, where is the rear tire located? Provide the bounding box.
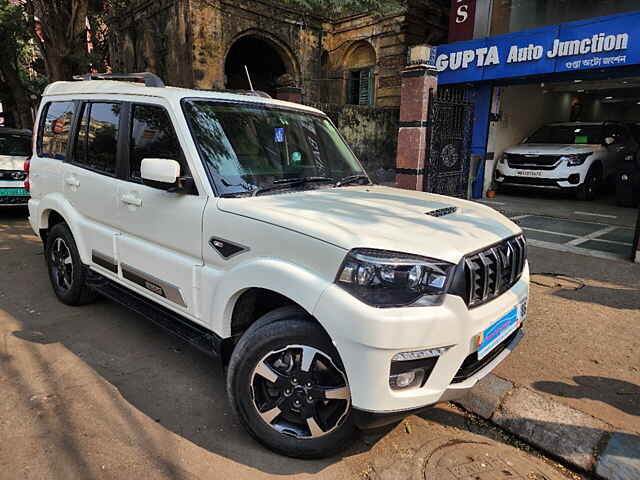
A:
[227,310,356,458]
[577,166,601,201]
[45,223,98,306]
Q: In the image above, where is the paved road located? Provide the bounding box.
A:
[0,208,580,480]
[478,192,639,261]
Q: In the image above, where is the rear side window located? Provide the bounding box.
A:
[129,104,182,180]
[38,102,75,160]
[73,102,121,175]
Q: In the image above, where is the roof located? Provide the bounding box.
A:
[0,127,32,136]
[43,80,324,116]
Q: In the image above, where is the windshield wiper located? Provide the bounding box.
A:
[335,174,370,187]
[252,176,334,196]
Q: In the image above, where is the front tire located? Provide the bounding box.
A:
[577,166,601,201]
[227,310,356,458]
[45,223,97,306]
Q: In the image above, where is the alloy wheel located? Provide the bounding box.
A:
[250,345,350,439]
[50,237,74,292]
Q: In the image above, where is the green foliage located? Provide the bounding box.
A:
[281,0,405,16]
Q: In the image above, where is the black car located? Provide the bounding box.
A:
[620,123,640,207]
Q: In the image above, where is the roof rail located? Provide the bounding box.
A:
[196,89,272,99]
[72,72,165,88]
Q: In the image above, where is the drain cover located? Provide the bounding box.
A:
[422,440,560,480]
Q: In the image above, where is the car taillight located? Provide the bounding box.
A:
[24,157,31,191]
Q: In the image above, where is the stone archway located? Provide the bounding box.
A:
[224,32,299,97]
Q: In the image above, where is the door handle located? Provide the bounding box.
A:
[121,193,142,207]
[65,176,80,187]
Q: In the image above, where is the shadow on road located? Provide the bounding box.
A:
[533,376,640,417]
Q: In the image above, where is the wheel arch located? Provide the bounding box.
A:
[36,195,90,263]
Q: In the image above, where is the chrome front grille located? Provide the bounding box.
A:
[464,235,527,308]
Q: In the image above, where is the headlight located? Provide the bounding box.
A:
[562,153,591,166]
[336,249,455,308]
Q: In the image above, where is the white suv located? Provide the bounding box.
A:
[0,128,32,206]
[496,121,637,200]
[28,73,529,458]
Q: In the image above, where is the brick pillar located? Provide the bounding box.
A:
[276,87,303,104]
[395,64,438,190]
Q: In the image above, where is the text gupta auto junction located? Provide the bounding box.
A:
[436,33,629,71]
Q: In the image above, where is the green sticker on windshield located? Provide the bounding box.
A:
[575,136,588,144]
[291,151,302,163]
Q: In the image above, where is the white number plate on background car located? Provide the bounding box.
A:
[516,171,543,177]
[477,298,527,360]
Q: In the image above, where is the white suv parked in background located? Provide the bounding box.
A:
[0,128,32,206]
[28,73,529,458]
[496,121,637,200]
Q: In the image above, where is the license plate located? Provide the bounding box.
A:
[0,188,29,197]
[477,299,527,360]
[516,170,543,177]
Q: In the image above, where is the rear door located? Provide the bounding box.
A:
[63,101,123,271]
[114,100,207,320]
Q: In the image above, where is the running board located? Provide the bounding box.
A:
[87,270,223,358]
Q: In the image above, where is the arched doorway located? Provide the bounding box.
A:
[225,35,293,97]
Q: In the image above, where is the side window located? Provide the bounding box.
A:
[38,101,75,160]
[73,102,120,175]
[130,104,182,180]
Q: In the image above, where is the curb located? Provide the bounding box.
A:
[455,374,640,480]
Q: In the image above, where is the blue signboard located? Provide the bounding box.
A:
[437,11,640,84]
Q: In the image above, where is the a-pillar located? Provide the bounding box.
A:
[395,64,438,190]
[276,87,303,104]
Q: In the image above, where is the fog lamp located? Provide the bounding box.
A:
[621,174,629,182]
[389,368,425,390]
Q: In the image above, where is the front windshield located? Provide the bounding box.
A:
[183,100,366,196]
[525,125,603,145]
[0,134,31,156]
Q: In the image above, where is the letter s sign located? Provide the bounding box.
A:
[456,4,469,24]
[449,0,476,42]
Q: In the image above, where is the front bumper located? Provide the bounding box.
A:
[352,329,524,429]
[313,263,529,414]
[495,161,586,189]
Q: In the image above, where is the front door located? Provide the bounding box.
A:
[64,101,122,271]
[425,86,474,198]
[115,101,207,321]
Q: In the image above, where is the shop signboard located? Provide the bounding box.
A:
[437,12,640,84]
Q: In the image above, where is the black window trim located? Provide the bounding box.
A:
[36,100,77,161]
[122,100,193,188]
[68,99,125,179]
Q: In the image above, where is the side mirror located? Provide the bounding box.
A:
[604,136,616,146]
[141,158,180,189]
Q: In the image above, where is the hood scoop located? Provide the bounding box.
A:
[425,206,458,218]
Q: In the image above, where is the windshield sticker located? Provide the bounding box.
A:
[575,136,588,144]
[291,151,302,164]
[274,127,285,143]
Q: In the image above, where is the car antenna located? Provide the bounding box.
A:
[244,65,255,91]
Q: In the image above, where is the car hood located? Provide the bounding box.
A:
[505,144,601,155]
[217,186,521,264]
[0,154,28,170]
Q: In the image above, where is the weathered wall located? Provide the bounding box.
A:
[310,102,400,184]
[109,0,193,87]
[320,1,448,108]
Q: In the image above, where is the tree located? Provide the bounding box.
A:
[21,0,91,81]
[0,0,37,128]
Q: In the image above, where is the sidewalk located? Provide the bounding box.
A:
[457,245,640,479]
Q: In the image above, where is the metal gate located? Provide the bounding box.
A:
[425,86,475,198]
